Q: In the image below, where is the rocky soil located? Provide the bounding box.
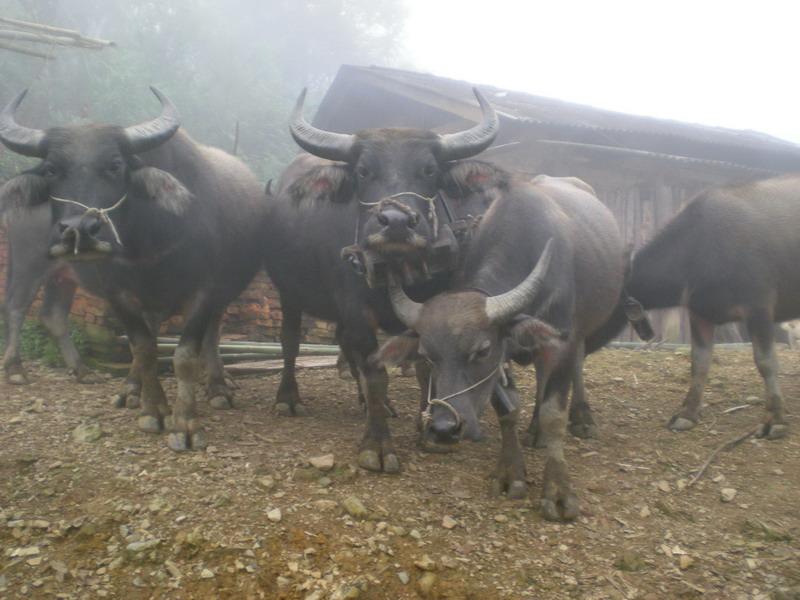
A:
[1,347,798,599]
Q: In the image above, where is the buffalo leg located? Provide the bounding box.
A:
[669,312,715,431]
[568,340,597,439]
[522,359,550,448]
[39,273,89,382]
[3,267,44,384]
[167,302,217,452]
[489,383,527,500]
[538,356,579,521]
[748,311,788,439]
[343,326,399,473]
[109,297,169,433]
[275,296,307,416]
[202,311,234,410]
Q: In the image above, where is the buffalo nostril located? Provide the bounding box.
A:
[377,212,389,226]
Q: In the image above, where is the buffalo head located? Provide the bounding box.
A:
[0,88,191,261]
[374,240,558,443]
[288,87,499,257]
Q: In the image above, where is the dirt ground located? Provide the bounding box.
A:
[1,346,798,599]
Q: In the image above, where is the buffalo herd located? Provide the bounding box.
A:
[0,87,794,521]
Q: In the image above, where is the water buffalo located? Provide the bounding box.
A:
[264,88,499,473]
[2,205,88,383]
[0,88,265,450]
[377,168,625,520]
[588,175,799,439]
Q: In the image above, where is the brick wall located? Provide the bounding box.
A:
[0,225,336,344]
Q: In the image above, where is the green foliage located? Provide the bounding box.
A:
[0,0,408,181]
[0,317,89,367]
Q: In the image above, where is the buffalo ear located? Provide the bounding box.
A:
[129,167,193,215]
[0,173,48,216]
[288,164,352,204]
[370,331,420,368]
[506,314,560,352]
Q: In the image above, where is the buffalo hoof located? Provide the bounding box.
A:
[73,366,97,384]
[540,493,579,522]
[167,430,208,452]
[275,402,308,417]
[357,448,400,474]
[668,415,697,432]
[490,478,527,500]
[209,395,233,410]
[113,393,140,409]
[7,372,28,385]
[137,415,164,433]
[568,421,598,439]
[758,422,788,440]
[541,458,579,521]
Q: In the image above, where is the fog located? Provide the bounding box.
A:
[1,0,798,181]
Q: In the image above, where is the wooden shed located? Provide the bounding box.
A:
[313,65,800,342]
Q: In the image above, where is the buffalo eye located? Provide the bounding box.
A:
[41,162,59,179]
[106,158,124,177]
[355,165,370,180]
[468,339,492,363]
[422,163,437,178]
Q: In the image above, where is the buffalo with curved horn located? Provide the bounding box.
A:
[0,88,266,451]
[264,88,500,473]
[375,170,625,521]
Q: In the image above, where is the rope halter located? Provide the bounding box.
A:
[50,193,127,254]
[422,361,503,431]
[359,191,439,238]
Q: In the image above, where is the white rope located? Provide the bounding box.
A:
[422,362,501,430]
[359,191,438,236]
[50,193,127,251]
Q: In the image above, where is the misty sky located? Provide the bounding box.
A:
[403,0,800,144]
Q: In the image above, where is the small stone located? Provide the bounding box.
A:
[72,423,102,443]
[721,488,738,503]
[200,568,214,579]
[342,496,368,519]
[267,508,282,522]
[417,572,438,597]
[312,499,338,511]
[414,554,436,571]
[11,546,40,557]
[318,476,332,488]
[615,549,645,571]
[639,506,651,518]
[257,476,275,491]
[277,576,291,588]
[126,539,160,556]
[164,560,181,579]
[409,529,422,540]
[494,514,508,523]
[108,556,124,571]
[441,515,458,530]
[305,591,323,600]
[309,454,335,472]
[656,480,671,493]
[397,571,410,584]
[679,555,694,570]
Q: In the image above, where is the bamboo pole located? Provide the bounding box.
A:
[0,16,114,47]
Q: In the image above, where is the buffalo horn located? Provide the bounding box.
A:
[289,88,356,162]
[122,87,180,154]
[0,90,46,157]
[388,276,423,328]
[437,87,500,161]
[485,238,554,323]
